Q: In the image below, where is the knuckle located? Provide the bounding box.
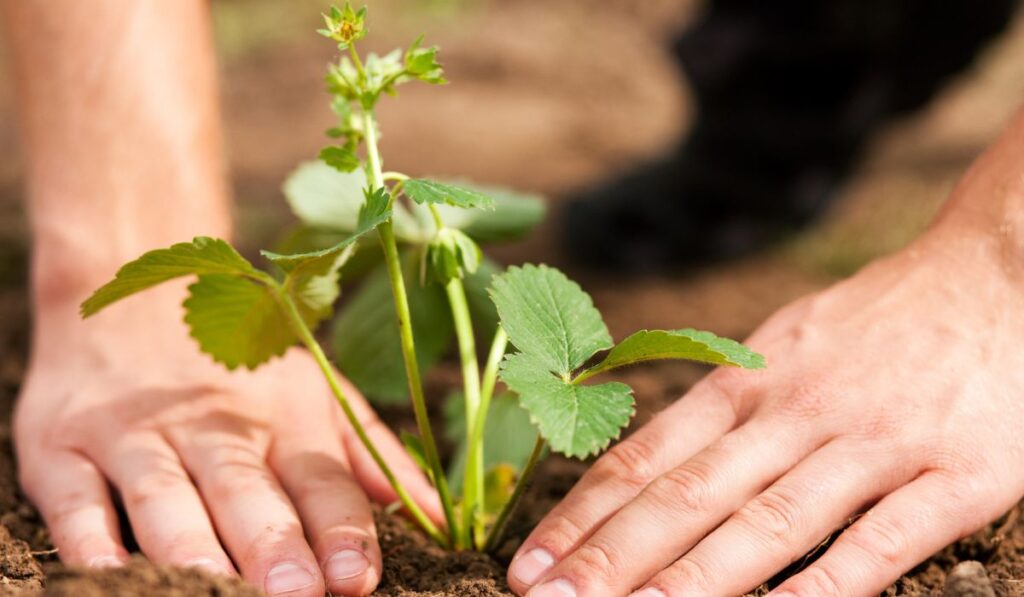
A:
[532,512,590,554]
[204,461,270,502]
[239,524,297,568]
[923,471,990,532]
[294,467,356,502]
[160,530,222,559]
[924,440,985,479]
[664,557,715,592]
[703,370,750,416]
[734,487,805,546]
[570,541,622,582]
[45,492,98,528]
[646,464,715,514]
[786,565,846,596]
[597,438,660,491]
[843,516,908,569]
[120,471,190,510]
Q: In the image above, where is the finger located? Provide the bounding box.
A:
[93,433,234,575]
[20,449,128,567]
[634,439,912,597]
[509,381,740,591]
[341,386,445,523]
[270,435,381,596]
[522,417,815,597]
[167,426,324,597]
[769,471,998,597]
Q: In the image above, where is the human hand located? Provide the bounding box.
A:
[15,283,442,597]
[508,134,1024,596]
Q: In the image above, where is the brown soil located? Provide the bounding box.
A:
[1,1,1024,595]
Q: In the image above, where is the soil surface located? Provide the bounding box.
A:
[1,1,1023,595]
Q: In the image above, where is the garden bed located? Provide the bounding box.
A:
[2,2,1024,594]
[0,270,1021,595]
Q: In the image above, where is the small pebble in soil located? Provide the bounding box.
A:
[943,560,996,597]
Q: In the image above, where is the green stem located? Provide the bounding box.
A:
[571,366,601,385]
[445,276,482,549]
[348,45,366,80]
[479,327,508,409]
[470,326,508,549]
[363,108,459,542]
[428,204,445,232]
[277,291,448,546]
[484,436,546,553]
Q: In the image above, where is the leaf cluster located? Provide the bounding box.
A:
[283,161,543,403]
[80,3,768,554]
[490,265,765,458]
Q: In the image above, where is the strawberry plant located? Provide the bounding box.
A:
[80,3,765,553]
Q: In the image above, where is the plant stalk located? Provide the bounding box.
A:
[484,436,546,553]
[470,326,508,549]
[445,276,482,549]
[363,108,459,542]
[277,291,448,546]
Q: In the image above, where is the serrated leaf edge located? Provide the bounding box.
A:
[499,355,635,459]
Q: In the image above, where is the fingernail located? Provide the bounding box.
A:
[325,549,369,581]
[530,578,576,597]
[631,588,667,597]
[510,548,555,585]
[185,557,230,576]
[265,562,316,595]
[88,555,125,569]
[768,591,797,597]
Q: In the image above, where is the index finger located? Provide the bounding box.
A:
[508,379,740,592]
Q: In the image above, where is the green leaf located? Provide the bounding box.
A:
[424,228,481,284]
[283,161,368,233]
[261,185,389,273]
[359,186,392,228]
[443,392,539,495]
[489,264,612,376]
[333,259,453,403]
[456,186,546,243]
[326,59,362,101]
[183,275,295,370]
[81,237,259,317]
[319,145,361,173]
[262,186,391,330]
[363,49,407,100]
[404,179,494,210]
[581,329,766,379]
[500,353,634,458]
[284,165,540,245]
[405,35,446,85]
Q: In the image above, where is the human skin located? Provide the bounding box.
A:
[508,111,1024,596]
[1,2,442,596]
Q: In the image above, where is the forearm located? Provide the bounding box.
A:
[1,0,231,306]
[928,106,1024,279]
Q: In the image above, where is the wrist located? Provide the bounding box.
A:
[926,107,1024,284]
[30,210,232,312]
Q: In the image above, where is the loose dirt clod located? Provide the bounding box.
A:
[944,561,996,597]
[0,525,44,594]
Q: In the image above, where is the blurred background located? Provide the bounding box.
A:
[1,0,1023,396]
